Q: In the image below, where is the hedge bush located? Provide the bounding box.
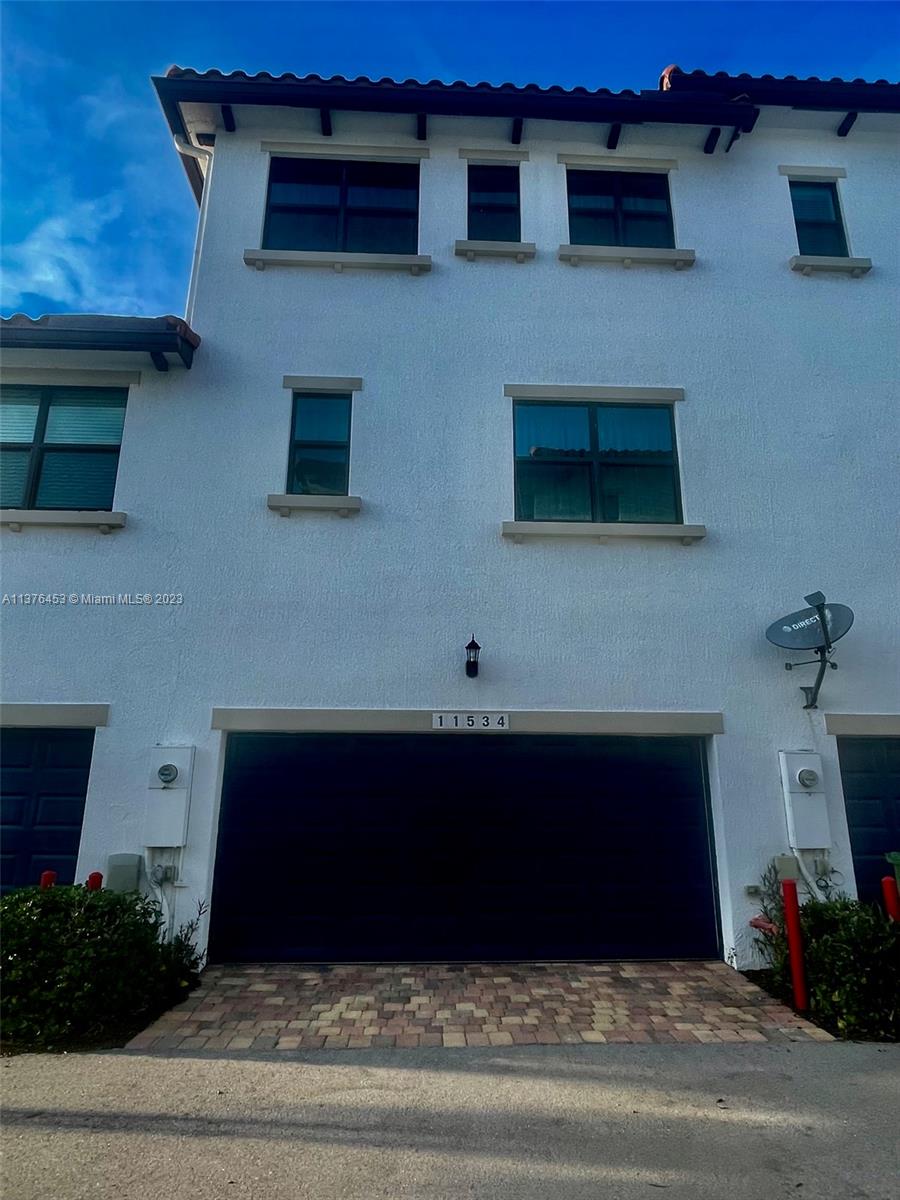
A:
[1,885,204,1050]
[754,865,900,1041]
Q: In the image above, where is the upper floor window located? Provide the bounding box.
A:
[288,392,352,496]
[467,164,521,242]
[514,401,681,524]
[263,158,419,255]
[0,385,127,510]
[566,170,675,249]
[788,181,848,257]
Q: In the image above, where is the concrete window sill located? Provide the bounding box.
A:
[559,244,695,270]
[268,493,362,518]
[502,521,706,546]
[1,509,126,534]
[454,240,536,263]
[789,255,872,278]
[244,249,432,275]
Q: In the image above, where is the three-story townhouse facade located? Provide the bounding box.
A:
[1,65,898,966]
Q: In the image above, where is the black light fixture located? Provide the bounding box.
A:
[465,636,481,678]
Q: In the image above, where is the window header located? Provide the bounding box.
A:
[459,147,529,162]
[558,154,678,172]
[504,384,684,402]
[779,164,846,179]
[282,375,363,393]
[261,141,429,161]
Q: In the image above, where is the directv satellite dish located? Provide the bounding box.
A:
[765,591,854,710]
[765,603,854,651]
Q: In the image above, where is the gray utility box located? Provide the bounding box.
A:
[106,853,143,893]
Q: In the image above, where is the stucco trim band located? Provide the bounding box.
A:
[558,154,678,172]
[211,708,724,735]
[459,147,530,162]
[267,493,361,517]
[778,165,847,179]
[455,240,536,261]
[243,249,432,274]
[559,245,695,269]
[502,521,706,544]
[0,703,110,728]
[789,255,871,277]
[282,376,363,392]
[261,141,430,161]
[824,714,900,737]
[1,510,127,533]
[504,384,684,402]
[0,369,141,388]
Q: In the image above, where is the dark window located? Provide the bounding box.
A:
[514,401,681,523]
[288,393,351,496]
[467,164,521,242]
[0,385,127,510]
[789,181,849,257]
[567,170,675,249]
[263,158,419,254]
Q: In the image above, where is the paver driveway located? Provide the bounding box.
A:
[128,960,830,1051]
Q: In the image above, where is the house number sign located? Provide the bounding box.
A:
[432,712,510,730]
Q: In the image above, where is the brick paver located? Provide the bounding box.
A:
[128,961,831,1051]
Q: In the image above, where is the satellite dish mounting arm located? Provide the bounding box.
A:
[799,592,833,710]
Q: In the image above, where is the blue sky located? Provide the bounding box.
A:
[2,1,898,319]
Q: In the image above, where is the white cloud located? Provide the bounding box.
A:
[78,80,157,141]
[1,193,180,315]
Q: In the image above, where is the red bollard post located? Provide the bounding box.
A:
[881,876,900,922]
[781,878,808,1013]
[39,870,57,890]
[86,871,103,892]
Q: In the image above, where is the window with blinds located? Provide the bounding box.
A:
[287,392,352,496]
[0,385,127,510]
[263,158,420,255]
[513,401,682,524]
[566,170,676,249]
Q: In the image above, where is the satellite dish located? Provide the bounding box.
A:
[766,603,854,651]
[765,591,854,711]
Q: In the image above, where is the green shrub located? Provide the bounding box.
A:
[754,864,900,1041]
[1,885,204,1050]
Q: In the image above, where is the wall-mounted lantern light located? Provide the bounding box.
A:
[465,636,481,678]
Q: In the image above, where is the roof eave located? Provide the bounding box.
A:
[153,74,760,205]
[0,327,197,371]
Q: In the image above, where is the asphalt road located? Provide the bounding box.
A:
[3,1043,898,1199]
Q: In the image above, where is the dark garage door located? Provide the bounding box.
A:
[838,737,900,906]
[210,733,720,962]
[0,727,94,894]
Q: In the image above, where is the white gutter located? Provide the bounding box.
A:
[174,137,214,326]
[174,135,212,164]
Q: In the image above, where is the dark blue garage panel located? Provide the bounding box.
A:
[837,737,900,906]
[0,728,94,894]
[210,733,720,962]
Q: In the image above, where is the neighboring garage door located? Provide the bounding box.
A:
[837,737,900,906]
[0,728,95,894]
[210,733,719,962]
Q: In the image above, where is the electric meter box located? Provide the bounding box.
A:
[779,751,831,850]
[144,746,194,847]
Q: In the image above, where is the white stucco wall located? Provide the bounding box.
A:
[2,107,898,965]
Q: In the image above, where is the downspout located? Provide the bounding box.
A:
[175,137,213,327]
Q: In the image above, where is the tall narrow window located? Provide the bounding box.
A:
[789,181,849,257]
[0,385,127,510]
[288,393,352,496]
[263,158,419,255]
[467,164,521,242]
[514,401,681,524]
[566,170,675,249]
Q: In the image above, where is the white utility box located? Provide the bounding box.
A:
[779,750,831,850]
[143,746,194,847]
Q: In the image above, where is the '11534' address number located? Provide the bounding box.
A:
[432,712,510,730]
